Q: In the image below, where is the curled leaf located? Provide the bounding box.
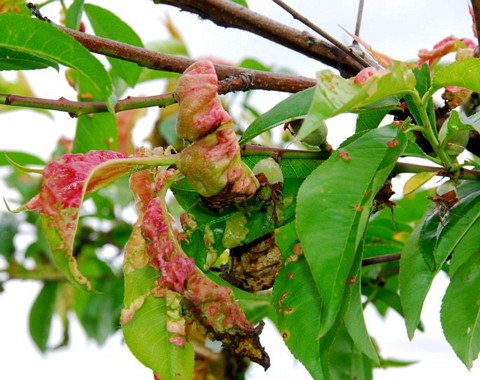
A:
[24,149,176,291]
[175,60,259,205]
[140,169,270,368]
[417,36,476,67]
[174,59,232,141]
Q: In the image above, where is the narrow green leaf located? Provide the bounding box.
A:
[441,253,480,369]
[433,58,480,93]
[65,0,85,30]
[299,61,415,140]
[0,13,113,107]
[297,125,406,336]
[239,87,314,145]
[29,281,59,352]
[1,151,45,166]
[399,225,436,339]
[344,279,379,364]
[84,4,143,88]
[73,113,118,153]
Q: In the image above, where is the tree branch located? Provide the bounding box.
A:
[272,0,370,68]
[362,253,401,267]
[57,25,316,93]
[152,0,366,77]
[0,93,176,117]
[471,0,480,48]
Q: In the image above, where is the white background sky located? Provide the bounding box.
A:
[1,0,480,379]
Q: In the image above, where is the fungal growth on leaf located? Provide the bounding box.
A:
[175,59,259,206]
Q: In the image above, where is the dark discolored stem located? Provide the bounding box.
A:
[152,0,366,77]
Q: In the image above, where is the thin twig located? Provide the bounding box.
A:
[0,93,176,117]
[362,253,401,267]
[153,0,365,77]
[272,0,370,68]
[354,0,365,39]
[471,0,480,50]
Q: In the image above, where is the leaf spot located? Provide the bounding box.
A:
[387,139,399,148]
[338,151,351,161]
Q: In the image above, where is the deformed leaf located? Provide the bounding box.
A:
[122,224,195,379]
[296,125,406,337]
[298,61,415,140]
[441,253,480,369]
[24,150,176,291]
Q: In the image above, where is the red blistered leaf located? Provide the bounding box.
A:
[24,149,176,291]
[174,59,232,141]
[140,169,270,368]
[417,36,476,67]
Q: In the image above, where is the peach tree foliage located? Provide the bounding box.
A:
[2,1,480,379]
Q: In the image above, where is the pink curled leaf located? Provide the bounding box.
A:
[140,169,269,368]
[24,150,174,291]
[174,59,232,141]
[417,36,476,67]
[354,67,378,85]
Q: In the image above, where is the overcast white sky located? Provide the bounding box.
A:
[1,1,479,379]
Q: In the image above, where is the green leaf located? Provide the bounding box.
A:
[404,64,435,128]
[433,58,480,93]
[74,247,123,345]
[298,61,416,140]
[0,151,45,166]
[0,13,113,107]
[272,248,326,379]
[344,279,379,364]
[420,184,480,271]
[73,113,118,153]
[433,189,480,269]
[399,225,436,339]
[122,225,194,379]
[449,218,480,276]
[0,47,58,70]
[297,125,406,337]
[239,87,314,145]
[356,109,389,133]
[65,0,84,30]
[403,171,438,195]
[441,253,480,369]
[230,0,249,6]
[328,324,374,380]
[0,212,19,262]
[29,281,59,352]
[84,4,143,88]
